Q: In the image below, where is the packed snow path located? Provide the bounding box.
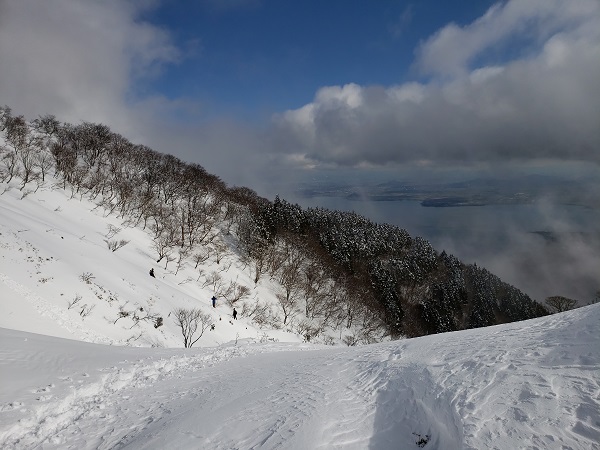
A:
[1,305,599,449]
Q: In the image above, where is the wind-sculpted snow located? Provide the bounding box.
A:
[1,304,599,449]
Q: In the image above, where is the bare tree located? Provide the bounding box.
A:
[302,264,330,319]
[18,145,42,190]
[273,238,306,325]
[174,246,191,275]
[192,247,211,268]
[212,240,228,264]
[221,281,250,306]
[245,250,268,286]
[173,308,212,348]
[240,301,279,328]
[31,114,61,138]
[545,296,578,313]
[275,280,302,326]
[151,226,177,264]
[34,150,54,187]
[0,151,19,183]
[202,271,224,293]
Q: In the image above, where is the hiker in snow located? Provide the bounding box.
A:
[149,268,155,278]
[233,308,238,320]
[211,295,217,308]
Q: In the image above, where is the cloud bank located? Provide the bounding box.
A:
[0,0,179,139]
[273,0,600,170]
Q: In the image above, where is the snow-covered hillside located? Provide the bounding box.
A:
[0,182,302,347]
[1,179,599,449]
[1,305,598,449]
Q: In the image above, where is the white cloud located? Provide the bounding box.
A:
[273,0,600,170]
[414,0,599,77]
[0,0,179,136]
[315,83,364,109]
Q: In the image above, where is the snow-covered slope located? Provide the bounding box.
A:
[0,183,301,347]
[1,305,598,449]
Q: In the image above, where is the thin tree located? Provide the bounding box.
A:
[173,308,212,348]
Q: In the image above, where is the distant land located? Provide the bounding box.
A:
[296,175,599,209]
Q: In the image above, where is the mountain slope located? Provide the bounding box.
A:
[1,111,551,344]
[1,304,598,449]
[0,181,299,347]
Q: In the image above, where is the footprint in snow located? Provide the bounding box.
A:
[0,401,25,411]
[388,351,402,361]
[32,384,55,393]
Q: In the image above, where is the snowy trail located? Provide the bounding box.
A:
[0,332,313,449]
[1,304,599,450]
[21,348,458,450]
[0,331,460,450]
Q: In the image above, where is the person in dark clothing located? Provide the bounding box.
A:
[211,296,217,308]
[233,308,238,320]
[149,268,155,278]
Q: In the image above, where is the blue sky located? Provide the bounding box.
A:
[140,1,497,120]
[0,0,599,196]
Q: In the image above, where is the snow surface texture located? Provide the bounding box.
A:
[0,306,599,449]
[1,181,599,449]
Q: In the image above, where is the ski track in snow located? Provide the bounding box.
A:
[1,309,599,449]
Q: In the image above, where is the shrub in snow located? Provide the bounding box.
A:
[105,239,130,252]
[105,224,121,239]
[79,303,95,319]
[67,294,82,310]
[79,272,95,284]
[413,433,430,448]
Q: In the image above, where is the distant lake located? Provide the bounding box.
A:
[296,197,599,242]
[293,196,600,303]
